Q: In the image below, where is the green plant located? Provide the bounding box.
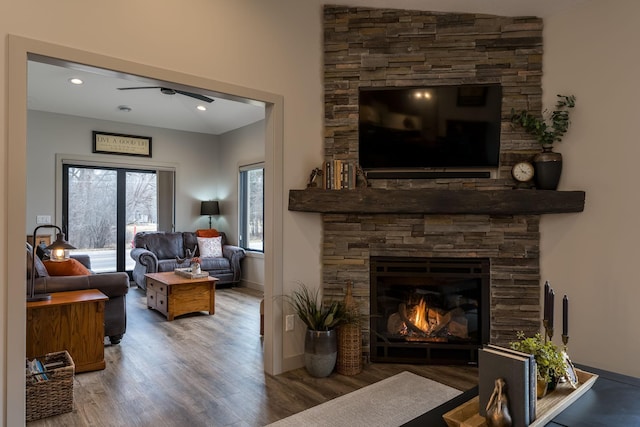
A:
[510,94,576,146]
[284,283,347,331]
[510,332,566,383]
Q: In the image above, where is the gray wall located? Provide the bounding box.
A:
[27,110,221,235]
[219,120,266,291]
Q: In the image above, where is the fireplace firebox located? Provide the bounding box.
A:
[370,257,490,364]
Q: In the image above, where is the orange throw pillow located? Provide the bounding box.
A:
[196,229,220,238]
[43,259,91,276]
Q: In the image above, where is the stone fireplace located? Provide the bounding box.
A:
[287,6,585,364]
[321,212,543,361]
[370,256,490,364]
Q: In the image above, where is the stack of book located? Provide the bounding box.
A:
[478,345,537,427]
[323,160,356,190]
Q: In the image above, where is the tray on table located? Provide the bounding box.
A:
[443,369,598,427]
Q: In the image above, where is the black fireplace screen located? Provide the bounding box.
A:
[370,257,490,364]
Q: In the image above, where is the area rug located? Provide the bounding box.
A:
[266,371,462,427]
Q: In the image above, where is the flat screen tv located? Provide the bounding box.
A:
[358,84,502,170]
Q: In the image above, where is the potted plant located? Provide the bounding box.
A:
[284,283,347,377]
[510,94,576,190]
[509,332,567,397]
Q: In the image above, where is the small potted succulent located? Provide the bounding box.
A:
[510,332,567,397]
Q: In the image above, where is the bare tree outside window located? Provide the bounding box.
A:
[66,166,157,272]
[239,165,264,252]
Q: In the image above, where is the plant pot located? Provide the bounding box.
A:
[534,146,563,190]
[536,377,548,399]
[304,329,337,378]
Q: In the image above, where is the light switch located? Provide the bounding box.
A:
[36,215,51,224]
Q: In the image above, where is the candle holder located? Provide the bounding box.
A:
[543,319,553,342]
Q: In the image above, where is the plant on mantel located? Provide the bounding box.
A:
[510,94,576,148]
[510,94,576,190]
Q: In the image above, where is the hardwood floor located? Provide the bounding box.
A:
[27,286,478,426]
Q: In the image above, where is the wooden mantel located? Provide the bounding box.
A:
[288,188,585,215]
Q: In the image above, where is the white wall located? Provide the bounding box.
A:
[542,0,640,377]
[27,111,221,232]
[219,120,266,291]
[2,0,638,424]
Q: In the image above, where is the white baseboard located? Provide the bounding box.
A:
[238,279,264,292]
[282,354,304,372]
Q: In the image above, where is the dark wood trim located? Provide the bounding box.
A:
[288,188,585,215]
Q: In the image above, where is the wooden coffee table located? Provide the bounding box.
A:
[144,272,218,321]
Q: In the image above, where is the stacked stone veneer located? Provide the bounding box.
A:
[321,6,545,353]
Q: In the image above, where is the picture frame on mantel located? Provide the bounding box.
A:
[92,131,152,157]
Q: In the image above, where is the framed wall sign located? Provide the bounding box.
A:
[92,131,152,157]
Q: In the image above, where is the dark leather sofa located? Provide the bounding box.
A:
[130,231,245,290]
[27,244,129,344]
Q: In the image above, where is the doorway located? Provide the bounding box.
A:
[7,36,285,423]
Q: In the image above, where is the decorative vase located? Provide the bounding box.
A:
[534,146,563,190]
[336,280,362,375]
[191,262,201,274]
[337,323,362,375]
[304,329,337,378]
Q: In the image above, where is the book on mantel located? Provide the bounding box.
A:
[479,345,532,427]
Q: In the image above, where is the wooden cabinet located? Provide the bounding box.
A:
[26,289,108,373]
[145,272,217,321]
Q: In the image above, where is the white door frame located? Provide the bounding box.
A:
[6,35,284,424]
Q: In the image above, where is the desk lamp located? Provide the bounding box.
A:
[29,225,76,302]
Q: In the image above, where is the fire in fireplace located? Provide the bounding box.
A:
[370,257,490,364]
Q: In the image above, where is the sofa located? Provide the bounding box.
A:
[130,231,245,290]
[27,243,130,344]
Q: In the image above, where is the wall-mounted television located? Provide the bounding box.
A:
[358,84,502,171]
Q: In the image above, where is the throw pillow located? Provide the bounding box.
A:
[196,229,220,238]
[43,258,91,276]
[197,236,223,258]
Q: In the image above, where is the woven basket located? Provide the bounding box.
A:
[337,323,363,375]
[26,351,75,422]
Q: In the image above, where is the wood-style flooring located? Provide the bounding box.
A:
[27,286,478,427]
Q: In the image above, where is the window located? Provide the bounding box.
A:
[239,163,264,252]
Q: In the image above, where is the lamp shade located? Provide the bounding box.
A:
[200,201,220,216]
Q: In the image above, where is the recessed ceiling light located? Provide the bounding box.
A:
[69,78,83,85]
[118,105,132,112]
[196,105,207,111]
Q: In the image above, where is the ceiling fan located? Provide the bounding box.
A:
[117,86,214,103]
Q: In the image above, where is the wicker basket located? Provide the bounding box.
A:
[337,323,363,375]
[26,351,75,422]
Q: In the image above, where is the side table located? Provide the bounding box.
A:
[26,289,108,373]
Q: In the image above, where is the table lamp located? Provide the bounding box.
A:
[29,225,76,302]
[200,201,220,229]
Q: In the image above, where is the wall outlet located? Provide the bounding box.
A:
[285,314,295,331]
[36,215,51,224]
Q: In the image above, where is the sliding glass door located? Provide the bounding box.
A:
[63,165,160,273]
